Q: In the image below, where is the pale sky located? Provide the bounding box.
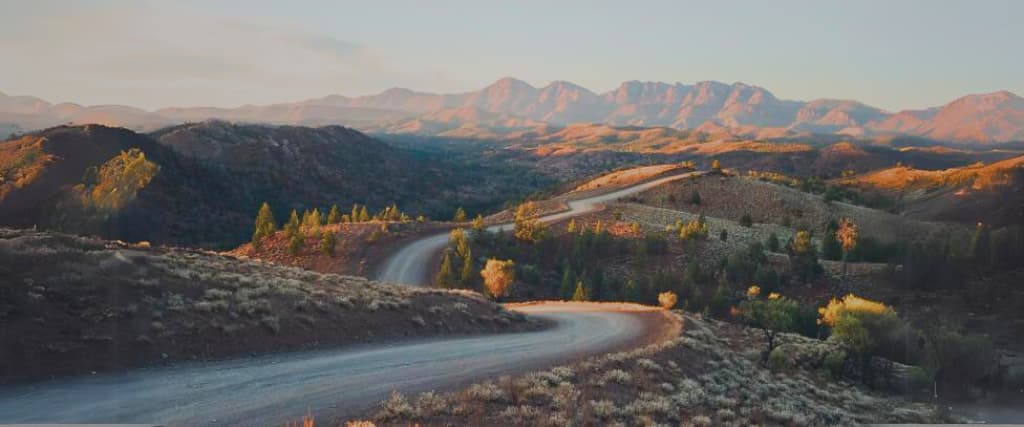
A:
[1,0,1021,111]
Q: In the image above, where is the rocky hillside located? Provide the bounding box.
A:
[0,228,540,382]
[838,154,1024,226]
[0,122,542,248]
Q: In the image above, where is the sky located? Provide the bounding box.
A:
[1,0,1021,111]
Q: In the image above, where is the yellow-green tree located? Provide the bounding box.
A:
[571,280,588,301]
[326,204,341,224]
[434,250,455,288]
[251,202,277,251]
[285,210,303,255]
[740,290,800,357]
[301,208,322,233]
[471,214,485,233]
[788,230,820,283]
[513,201,547,242]
[453,207,467,222]
[818,294,901,385]
[480,259,515,299]
[319,230,336,255]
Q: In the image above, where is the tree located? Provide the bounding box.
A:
[471,214,486,234]
[689,190,702,205]
[679,218,708,241]
[450,228,470,259]
[435,250,455,288]
[302,208,322,233]
[788,230,821,284]
[327,204,341,224]
[740,289,800,358]
[566,218,578,234]
[358,205,370,222]
[251,202,277,251]
[514,201,547,242]
[560,262,575,300]
[708,282,731,317]
[450,228,474,286]
[320,231,336,255]
[480,259,515,299]
[739,213,753,227]
[922,327,997,390]
[571,280,588,301]
[837,218,859,277]
[453,207,467,222]
[658,291,678,309]
[459,247,475,286]
[719,229,728,241]
[820,220,843,261]
[818,294,901,386]
[288,231,303,255]
[766,232,780,252]
[284,209,301,239]
[624,278,640,302]
[711,159,722,173]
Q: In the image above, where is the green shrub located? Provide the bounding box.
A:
[766,233,780,252]
[924,329,997,389]
[739,213,753,227]
[768,346,789,372]
[905,366,934,395]
[824,349,847,379]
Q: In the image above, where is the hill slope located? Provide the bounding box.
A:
[0,123,542,247]
[0,228,537,382]
[838,155,1024,225]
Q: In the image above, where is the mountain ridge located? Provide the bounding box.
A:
[3,80,1023,143]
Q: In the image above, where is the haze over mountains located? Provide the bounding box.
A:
[3,78,1023,143]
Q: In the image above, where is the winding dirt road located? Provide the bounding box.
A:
[377,171,700,285]
[0,304,674,426]
[0,171,694,426]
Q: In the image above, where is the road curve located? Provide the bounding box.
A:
[376,171,701,285]
[0,303,674,426]
[0,171,693,426]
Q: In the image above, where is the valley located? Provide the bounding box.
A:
[1,116,1022,426]
[5,3,1024,425]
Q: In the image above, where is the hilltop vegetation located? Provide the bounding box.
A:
[0,228,541,382]
[420,167,1023,399]
[0,122,550,248]
[359,312,948,426]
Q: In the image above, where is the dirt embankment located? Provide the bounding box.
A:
[0,228,544,383]
[229,221,454,277]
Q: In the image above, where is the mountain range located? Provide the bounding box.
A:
[3,79,1023,143]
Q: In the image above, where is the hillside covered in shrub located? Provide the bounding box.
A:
[0,122,549,248]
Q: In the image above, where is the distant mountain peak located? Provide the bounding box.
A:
[3,79,1023,143]
[487,77,536,90]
